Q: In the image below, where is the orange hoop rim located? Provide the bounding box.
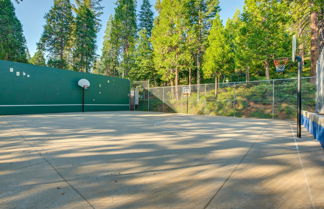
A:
[273,57,289,67]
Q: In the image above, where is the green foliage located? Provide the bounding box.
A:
[99,15,119,76]
[140,79,316,120]
[72,0,101,72]
[151,0,192,86]
[0,0,27,63]
[184,0,220,85]
[29,48,46,66]
[203,14,232,79]
[40,0,74,69]
[129,29,156,82]
[7,0,320,86]
[127,0,156,82]
[111,0,137,78]
[242,0,291,79]
[139,0,154,37]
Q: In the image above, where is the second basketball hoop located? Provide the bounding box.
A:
[274,57,289,72]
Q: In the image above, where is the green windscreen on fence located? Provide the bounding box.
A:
[0,60,130,115]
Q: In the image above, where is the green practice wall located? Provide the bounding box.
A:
[0,60,130,115]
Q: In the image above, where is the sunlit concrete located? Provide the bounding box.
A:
[0,111,323,209]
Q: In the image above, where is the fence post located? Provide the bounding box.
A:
[233,83,236,118]
[163,87,165,112]
[272,79,275,119]
[205,84,207,95]
[147,80,150,112]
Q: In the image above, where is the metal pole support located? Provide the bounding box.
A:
[272,80,275,119]
[163,87,165,112]
[82,87,85,112]
[147,81,150,112]
[296,56,302,138]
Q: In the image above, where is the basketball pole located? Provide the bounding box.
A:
[82,87,85,112]
[296,56,302,138]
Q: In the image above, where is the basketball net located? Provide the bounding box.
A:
[274,58,289,72]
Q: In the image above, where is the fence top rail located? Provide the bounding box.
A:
[142,76,315,90]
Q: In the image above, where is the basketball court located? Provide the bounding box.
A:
[1,111,323,209]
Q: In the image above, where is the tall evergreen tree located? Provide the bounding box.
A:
[29,46,46,66]
[40,0,74,69]
[129,29,156,82]
[100,15,119,76]
[128,0,155,81]
[152,0,192,91]
[72,0,101,72]
[111,0,137,78]
[226,10,254,82]
[185,0,220,86]
[285,0,323,77]
[203,14,231,94]
[243,0,290,80]
[139,0,154,37]
[0,0,27,63]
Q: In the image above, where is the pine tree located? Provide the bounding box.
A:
[225,10,254,82]
[203,14,231,94]
[40,0,74,69]
[99,15,119,76]
[139,0,154,37]
[128,0,155,81]
[129,29,156,82]
[243,0,290,80]
[72,0,101,73]
[151,0,192,92]
[29,47,46,66]
[111,0,137,78]
[185,0,220,85]
[0,0,27,62]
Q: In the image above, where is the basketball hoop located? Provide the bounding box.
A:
[78,79,90,89]
[274,57,289,72]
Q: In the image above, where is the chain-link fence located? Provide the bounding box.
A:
[134,77,316,120]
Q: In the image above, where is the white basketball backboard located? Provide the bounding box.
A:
[182,86,191,95]
[78,79,90,89]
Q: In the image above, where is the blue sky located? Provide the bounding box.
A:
[13,0,244,56]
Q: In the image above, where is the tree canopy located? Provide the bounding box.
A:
[4,0,324,85]
[0,0,27,63]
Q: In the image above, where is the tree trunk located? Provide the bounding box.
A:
[189,68,192,87]
[311,10,319,78]
[175,68,179,100]
[319,9,324,51]
[265,60,270,80]
[214,75,219,97]
[196,54,200,101]
[246,67,250,82]
[171,79,175,100]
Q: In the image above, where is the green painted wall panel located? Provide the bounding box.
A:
[0,60,130,115]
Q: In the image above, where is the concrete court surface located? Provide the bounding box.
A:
[0,111,324,209]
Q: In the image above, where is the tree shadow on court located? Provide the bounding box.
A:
[0,112,323,209]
